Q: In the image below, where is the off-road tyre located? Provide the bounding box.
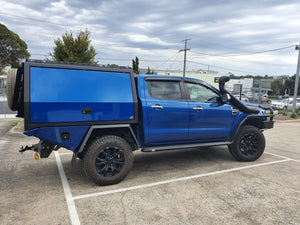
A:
[6,69,18,110]
[83,135,134,186]
[77,151,85,160]
[228,125,265,162]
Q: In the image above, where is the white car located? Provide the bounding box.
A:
[272,98,300,110]
[233,94,249,102]
[254,93,270,103]
[246,92,270,103]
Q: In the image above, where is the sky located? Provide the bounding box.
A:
[1,0,300,76]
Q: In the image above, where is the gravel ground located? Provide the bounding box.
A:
[274,113,300,121]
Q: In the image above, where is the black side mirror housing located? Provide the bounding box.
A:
[221,93,230,103]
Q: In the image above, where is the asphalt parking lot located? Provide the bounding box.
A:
[0,119,300,225]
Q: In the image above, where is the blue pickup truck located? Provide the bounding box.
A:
[7,60,273,185]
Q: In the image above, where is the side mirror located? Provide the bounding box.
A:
[221,93,230,103]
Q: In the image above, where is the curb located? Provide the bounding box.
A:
[9,119,24,134]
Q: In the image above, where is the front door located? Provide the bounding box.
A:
[185,82,234,141]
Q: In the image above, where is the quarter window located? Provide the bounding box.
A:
[186,82,219,102]
[148,81,182,100]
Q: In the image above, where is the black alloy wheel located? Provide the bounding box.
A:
[239,132,259,156]
[84,135,134,185]
[95,146,125,177]
[228,125,265,162]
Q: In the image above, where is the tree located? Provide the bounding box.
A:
[145,66,153,74]
[271,79,284,95]
[50,29,97,64]
[108,64,119,68]
[0,23,30,73]
[284,74,300,95]
[132,56,139,74]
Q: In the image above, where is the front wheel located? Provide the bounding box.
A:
[83,135,134,185]
[228,125,265,162]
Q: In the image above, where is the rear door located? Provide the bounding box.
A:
[185,81,234,141]
[145,79,189,144]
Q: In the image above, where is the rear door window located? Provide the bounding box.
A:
[147,81,182,100]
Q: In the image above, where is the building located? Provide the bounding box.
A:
[139,68,222,88]
[226,78,253,94]
[226,77,272,97]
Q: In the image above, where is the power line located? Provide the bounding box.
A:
[156,52,180,69]
[229,45,295,56]
[29,53,271,74]
[192,45,295,57]
[169,53,181,70]
[190,39,256,54]
[187,60,265,75]
[30,52,287,75]
[190,50,291,68]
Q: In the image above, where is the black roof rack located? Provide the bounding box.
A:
[26,59,131,69]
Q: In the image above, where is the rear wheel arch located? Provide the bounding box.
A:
[77,125,139,159]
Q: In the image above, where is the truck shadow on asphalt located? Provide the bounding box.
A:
[64,146,236,188]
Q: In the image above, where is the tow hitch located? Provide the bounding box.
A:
[19,140,56,159]
[19,144,40,160]
[19,144,37,153]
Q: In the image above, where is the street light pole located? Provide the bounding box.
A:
[292,43,300,114]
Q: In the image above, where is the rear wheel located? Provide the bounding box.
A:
[228,125,265,162]
[83,135,134,185]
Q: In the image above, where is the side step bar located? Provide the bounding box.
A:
[142,141,232,152]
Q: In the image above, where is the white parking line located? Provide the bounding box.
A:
[73,158,291,201]
[59,152,74,156]
[265,152,300,163]
[291,159,300,163]
[54,151,81,225]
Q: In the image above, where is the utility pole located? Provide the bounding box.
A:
[179,38,191,77]
[292,42,300,114]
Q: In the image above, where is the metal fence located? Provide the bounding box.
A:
[0,80,17,119]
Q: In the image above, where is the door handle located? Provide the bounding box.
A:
[151,105,163,109]
[193,107,203,111]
